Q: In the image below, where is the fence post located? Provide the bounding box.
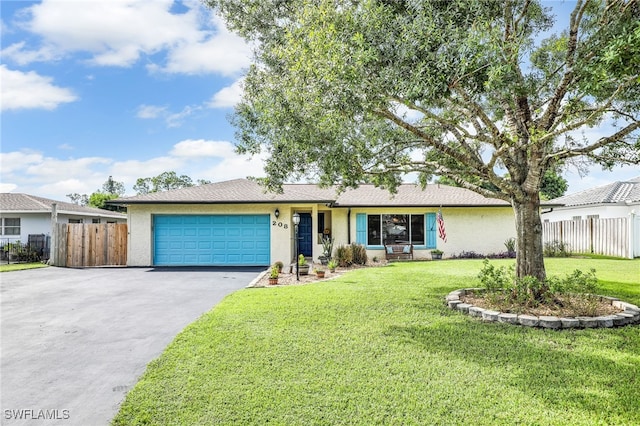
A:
[629,212,636,259]
[50,203,58,265]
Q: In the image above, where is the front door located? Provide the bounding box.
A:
[298,213,313,257]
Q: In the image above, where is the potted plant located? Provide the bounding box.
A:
[314,267,326,278]
[298,254,309,275]
[430,249,444,260]
[274,260,284,274]
[268,265,279,285]
[327,259,337,273]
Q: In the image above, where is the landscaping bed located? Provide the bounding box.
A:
[448,288,640,329]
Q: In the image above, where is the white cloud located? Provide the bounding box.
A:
[0,139,267,200]
[161,17,251,76]
[0,65,77,111]
[170,139,237,158]
[208,78,244,108]
[1,41,60,65]
[0,150,44,174]
[0,150,114,200]
[136,104,168,119]
[203,152,267,181]
[110,156,188,184]
[166,105,200,128]
[0,183,18,193]
[3,0,250,76]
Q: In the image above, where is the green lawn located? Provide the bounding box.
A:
[0,262,48,272]
[113,259,640,426]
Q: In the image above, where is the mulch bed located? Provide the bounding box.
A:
[251,260,387,287]
[461,292,622,317]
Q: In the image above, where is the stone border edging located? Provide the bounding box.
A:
[446,288,640,329]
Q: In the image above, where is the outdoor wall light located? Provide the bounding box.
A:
[274,208,280,218]
[292,212,300,225]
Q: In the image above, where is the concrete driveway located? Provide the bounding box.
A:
[1,266,262,425]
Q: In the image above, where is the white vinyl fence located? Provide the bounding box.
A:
[543,216,638,259]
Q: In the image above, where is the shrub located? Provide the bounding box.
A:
[478,259,512,292]
[334,245,353,267]
[453,251,485,259]
[270,266,279,279]
[544,240,572,257]
[478,260,601,313]
[351,243,368,265]
[321,236,335,258]
[452,251,515,259]
[504,237,516,255]
[508,275,550,307]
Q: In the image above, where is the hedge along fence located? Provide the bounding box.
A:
[52,223,127,267]
[543,217,632,259]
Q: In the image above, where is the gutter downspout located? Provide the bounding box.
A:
[347,208,351,244]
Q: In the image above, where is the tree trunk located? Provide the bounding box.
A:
[512,194,546,283]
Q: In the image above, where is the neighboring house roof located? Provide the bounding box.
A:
[110,178,513,207]
[548,177,640,207]
[0,193,127,219]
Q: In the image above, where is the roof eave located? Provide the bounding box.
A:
[107,199,336,205]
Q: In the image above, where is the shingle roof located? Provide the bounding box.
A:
[110,179,336,204]
[548,177,640,207]
[110,178,511,207]
[334,183,509,207]
[0,193,127,218]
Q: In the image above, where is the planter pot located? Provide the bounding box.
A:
[318,256,329,266]
[431,253,443,260]
[298,265,310,275]
[269,278,278,285]
[316,271,326,278]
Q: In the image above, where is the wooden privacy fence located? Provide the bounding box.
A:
[543,217,630,258]
[53,223,127,267]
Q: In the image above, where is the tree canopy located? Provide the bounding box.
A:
[209,0,640,282]
[133,171,212,195]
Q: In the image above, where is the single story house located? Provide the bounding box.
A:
[0,193,127,246]
[542,177,640,258]
[110,178,518,267]
[543,177,640,221]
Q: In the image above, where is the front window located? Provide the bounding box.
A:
[367,214,424,246]
[2,218,20,235]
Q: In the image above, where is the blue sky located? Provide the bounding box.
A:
[1,0,637,201]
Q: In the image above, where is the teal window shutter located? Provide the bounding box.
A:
[426,213,436,248]
[356,213,367,244]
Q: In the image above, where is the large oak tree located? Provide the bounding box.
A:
[208,0,640,282]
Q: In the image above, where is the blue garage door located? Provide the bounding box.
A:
[154,215,270,266]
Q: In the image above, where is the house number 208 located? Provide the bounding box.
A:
[272,221,288,229]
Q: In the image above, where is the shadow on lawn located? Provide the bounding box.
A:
[386,320,640,423]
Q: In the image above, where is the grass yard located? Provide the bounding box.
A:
[113,259,640,425]
[0,262,48,272]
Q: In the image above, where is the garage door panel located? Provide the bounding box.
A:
[227,228,241,237]
[154,215,270,266]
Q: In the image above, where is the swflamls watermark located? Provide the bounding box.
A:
[3,409,70,421]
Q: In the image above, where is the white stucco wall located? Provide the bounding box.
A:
[125,204,516,266]
[349,207,516,260]
[542,204,638,222]
[126,203,335,267]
